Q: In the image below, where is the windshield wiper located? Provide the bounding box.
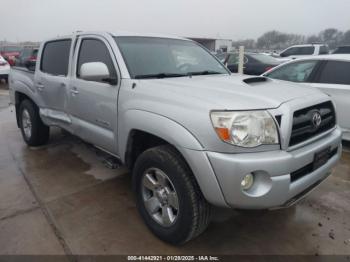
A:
[186,70,224,76]
[134,73,187,79]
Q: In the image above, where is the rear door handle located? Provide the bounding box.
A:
[70,87,79,95]
[36,83,44,92]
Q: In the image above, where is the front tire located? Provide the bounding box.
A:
[133,145,211,245]
[19,99,50,146]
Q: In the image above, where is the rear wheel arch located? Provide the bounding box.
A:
[18,98,50,146]
[15,92,35,127]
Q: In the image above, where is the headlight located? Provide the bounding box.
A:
[210,111,279,147]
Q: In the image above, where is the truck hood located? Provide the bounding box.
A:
[139,74,319,110]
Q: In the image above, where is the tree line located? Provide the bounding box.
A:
[232,28,350,51]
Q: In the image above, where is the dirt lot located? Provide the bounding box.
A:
[0,82,349,256]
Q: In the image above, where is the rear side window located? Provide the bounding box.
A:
[266,60,318,82]
[319,46,329,55]
[77,38,116,79]
[282,46,315,57]
[317,61,350,85]
[296,47,315,55]
[40,40,71,76]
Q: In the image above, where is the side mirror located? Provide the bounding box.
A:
[280,52,287,58]
[25,61,36,71]
[80,62,116,84]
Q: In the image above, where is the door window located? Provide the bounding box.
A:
[316,61,350,85]
[266,61,318,82]
[281,46,315,57]
[40,40,71,76]
[77,38,116,81]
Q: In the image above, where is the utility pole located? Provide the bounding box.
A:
[238,46,245,74]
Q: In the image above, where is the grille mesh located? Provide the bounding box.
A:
[289,101,336,147]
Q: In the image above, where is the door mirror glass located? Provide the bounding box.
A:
[280,51,288,57]
[79,62,110,82]
[25,61,36,71]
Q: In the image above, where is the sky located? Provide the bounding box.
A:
[1,0,350,42]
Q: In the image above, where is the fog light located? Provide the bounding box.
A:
[241,174,254,190]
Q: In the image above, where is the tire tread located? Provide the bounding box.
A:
[134,145,211,244]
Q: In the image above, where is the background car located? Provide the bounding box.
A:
[0,45,22,66]
[224,52,281,75]
[214,52,227,63]
[0,55,10,83]
[333,45,350,54]
[273,44,329,60]
[15,46,38,70]
[263,54,350,141]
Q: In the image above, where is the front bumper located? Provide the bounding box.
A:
[206,127,342,209]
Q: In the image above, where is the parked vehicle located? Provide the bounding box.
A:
[263,54,350,141]
[332,45,350,54]
[0,45,22,66]
[214,52,227,63]
[0,55,10,83]
[15,47,38,70]
[9,31,342,244]
[224,52,281,75]
[274,44,329,60]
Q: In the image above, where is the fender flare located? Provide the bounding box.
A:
[118,110,228,207]
[118,110,204,157]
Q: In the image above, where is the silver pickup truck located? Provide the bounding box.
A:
[9,31,342,244]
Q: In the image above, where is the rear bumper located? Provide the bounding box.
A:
[341,128,350,141]
[204,127,342,209]
[0,67,10,76]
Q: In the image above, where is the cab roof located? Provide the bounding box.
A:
[44,31,190,42]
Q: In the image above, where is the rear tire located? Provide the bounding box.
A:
[19,99,50,146]
[133,145,211,245]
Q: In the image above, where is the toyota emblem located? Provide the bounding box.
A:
[312,111,322,128]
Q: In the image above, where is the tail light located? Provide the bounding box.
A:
[28,56,37,61]
[265,66,274,72]
[0,61,8,66]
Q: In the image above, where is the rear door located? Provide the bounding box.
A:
[68,35,120,154]
[310,60,350,134]
[34,39,72,128]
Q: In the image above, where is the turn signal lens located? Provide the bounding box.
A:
[214,127,230,141]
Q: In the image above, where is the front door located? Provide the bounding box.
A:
[311,60,350,136]
[68,36,120,154]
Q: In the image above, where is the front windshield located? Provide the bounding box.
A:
[115,36,229,79]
